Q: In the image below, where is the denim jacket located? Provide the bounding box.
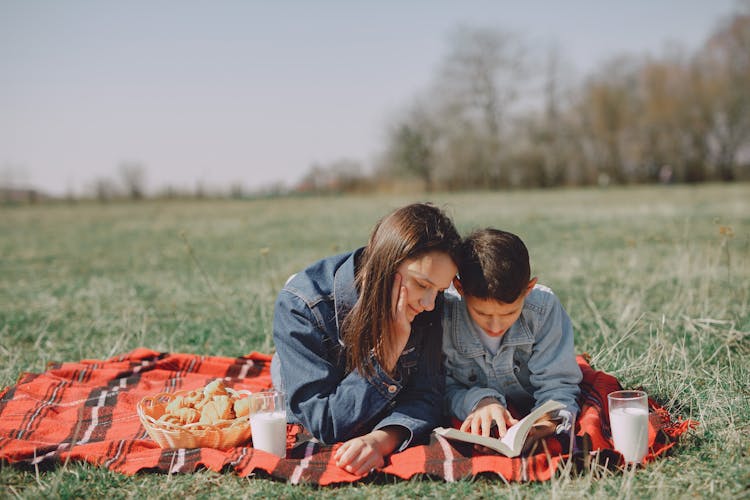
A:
[442,284,582,430]
[271,248,445,447]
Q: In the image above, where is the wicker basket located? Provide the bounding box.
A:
[137,387,252,449]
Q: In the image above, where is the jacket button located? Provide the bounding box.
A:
[388,385,397,394]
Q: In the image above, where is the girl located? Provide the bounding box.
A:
[271,203,461,474]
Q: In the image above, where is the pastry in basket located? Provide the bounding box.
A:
[182,389,204,407]
[138,378,254,449]
[199,394,234,425]
[233,396,253,418]
[164,395,186,414]
[203,379,229,398]
[172,407,201,425]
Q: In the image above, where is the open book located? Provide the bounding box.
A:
[433,399,565,457]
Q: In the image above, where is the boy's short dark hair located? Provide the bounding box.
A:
[458,228,530,303]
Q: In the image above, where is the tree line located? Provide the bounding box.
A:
[3,7,748,205]
[300,6,750,193]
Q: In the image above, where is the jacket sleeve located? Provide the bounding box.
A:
[527,292,582,423]
[273,289,415,445]
[373,331,444,449]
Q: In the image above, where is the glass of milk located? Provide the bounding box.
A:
[249,391,287,458]
[607,390,649,464]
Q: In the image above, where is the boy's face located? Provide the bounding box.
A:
[455,277,537,338]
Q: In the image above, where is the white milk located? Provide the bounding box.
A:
[609,406,649,462]
[250,411,287,458]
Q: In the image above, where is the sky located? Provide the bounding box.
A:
[0,0,740,196]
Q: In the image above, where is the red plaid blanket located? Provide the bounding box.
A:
[0,349,696,485]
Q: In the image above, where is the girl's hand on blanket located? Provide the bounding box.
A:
[334,427,406,475]
[460,398,518,438]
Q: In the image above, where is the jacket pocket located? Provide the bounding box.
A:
[447,358,486,387]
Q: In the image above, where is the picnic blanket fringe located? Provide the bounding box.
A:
[0,349,697,485]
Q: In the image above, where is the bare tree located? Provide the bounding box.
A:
[92,177,118,203]
[576,55,644,184]
[637,54,689,182]
[118,161,147,200]
[522,46,583,187]
[229,181,245,199]
[699,9,750,180]
[385,99,440,191]
[432,26,529,188]
[296,159,368,194]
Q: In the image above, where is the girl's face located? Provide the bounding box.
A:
[396,251,457,323]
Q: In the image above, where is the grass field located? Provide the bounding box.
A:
[1,183,749,498]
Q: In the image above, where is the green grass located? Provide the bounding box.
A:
[1,184,749,499]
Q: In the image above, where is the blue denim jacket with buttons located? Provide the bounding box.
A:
[271,248,445,447]
[442,284,582,428]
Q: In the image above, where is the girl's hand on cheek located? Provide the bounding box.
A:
[385,273,412,373]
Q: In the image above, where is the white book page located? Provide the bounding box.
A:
[500,420,523,450]
[502,399,565,452]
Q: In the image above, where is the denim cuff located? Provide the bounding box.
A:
[372,420,415,451]
[464,388,506,419]
[554,409,576,434]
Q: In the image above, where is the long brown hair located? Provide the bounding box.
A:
[341,203,460,377]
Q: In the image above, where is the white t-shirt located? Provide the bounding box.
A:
[473,321,503,355]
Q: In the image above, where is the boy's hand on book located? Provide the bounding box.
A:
[435,400,566,457]
[460,397,518,438]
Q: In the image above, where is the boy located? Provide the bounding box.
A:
[442,228,582,447]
